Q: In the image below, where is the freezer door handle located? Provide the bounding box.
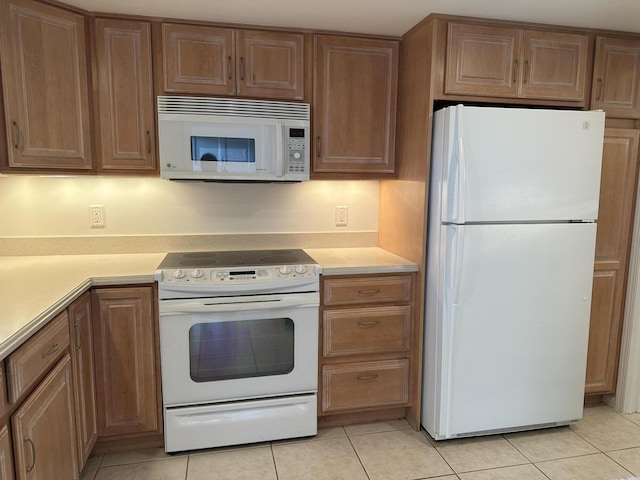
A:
[448,105,466,223]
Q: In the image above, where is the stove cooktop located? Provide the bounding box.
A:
[157,249,317,270]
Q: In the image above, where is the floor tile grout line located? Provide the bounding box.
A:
[602,449,637,478]
[344,431,372,480]
[269,442,281,480]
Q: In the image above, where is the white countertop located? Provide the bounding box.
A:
[0,248,417,361]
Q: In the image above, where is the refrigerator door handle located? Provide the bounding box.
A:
[446,225,465,306]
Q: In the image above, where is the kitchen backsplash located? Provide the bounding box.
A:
[0,176,380,254]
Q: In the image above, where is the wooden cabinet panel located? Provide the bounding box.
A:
[319,273,415,421]
[519,30,589,100]
[12,354,78,480]
[323,275,412,306]
[445,23,519,97]
[592,37,640,118]
[237,30,304,100]
[313,35,398,175]
[95,19,156,173]
[92,286,160,438]
[6,311,70,404]
[162,24,305,100]
[0,424,14,480]
[0,0,92,171]
[163,23,235,95]
[444,22,590,102]
[322,360,409,412]
[68,291,98,471]
[323,306,411,357]
[586,129,640,395]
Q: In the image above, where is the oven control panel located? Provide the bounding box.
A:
[159,264,319,285]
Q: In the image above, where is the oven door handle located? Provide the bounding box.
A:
[160,296,319,315]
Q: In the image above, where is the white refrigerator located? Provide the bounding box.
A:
[422,105,606,440]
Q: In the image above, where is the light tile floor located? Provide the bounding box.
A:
[81,405,640,480]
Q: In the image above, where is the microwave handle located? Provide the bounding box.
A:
[276,120,285,177]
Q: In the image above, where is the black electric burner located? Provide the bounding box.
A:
[157,249,316,270]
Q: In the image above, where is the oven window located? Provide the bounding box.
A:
[189,318,294,382]
[191,136,256,163]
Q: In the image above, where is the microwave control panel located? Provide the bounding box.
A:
[288,127,307,173]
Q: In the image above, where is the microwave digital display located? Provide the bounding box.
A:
[191,136,256,163]
[289,128,305,138]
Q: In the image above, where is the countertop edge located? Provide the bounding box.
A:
[0,273,156,361]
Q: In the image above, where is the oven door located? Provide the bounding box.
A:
[159,292,318,406]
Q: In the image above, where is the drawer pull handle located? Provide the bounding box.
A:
[358,289,380,296]
[357,320,379,328]
[512,59,518,83]
[240,56,245,81]
[146,130,152,155]
[316,136,321,157]
[356,374,379,382]
[227,56,233,80]
[24,437,36,472]
[41,343,59,359]
[523,59,529,84]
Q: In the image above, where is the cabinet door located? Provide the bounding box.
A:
[0,0,92,171]
[162,23,235,95]
[592,37,640,118]
[313,35,398,175]
[444,22,520,97]
[95,19,156,173]
[586,129,640,395]
[91,286,161,437]
[519,30,590,101]
[68,291,97,472]
[0,424,14,480]
[236,30,304,100]
[12,354,79,480]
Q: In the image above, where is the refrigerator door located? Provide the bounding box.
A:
[423,222,596,439]
[436,105,605,223]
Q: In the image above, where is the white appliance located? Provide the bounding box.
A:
[155,249,321,452]
[422,105,605,440]
[158,96,310,182]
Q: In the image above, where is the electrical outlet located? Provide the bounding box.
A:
[89,205,106,228]
[335,206,348,227]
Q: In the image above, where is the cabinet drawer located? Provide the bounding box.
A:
[321,360,409,412]
[323,306,411,357]
[7,312,70,403]
[323,275,412,306]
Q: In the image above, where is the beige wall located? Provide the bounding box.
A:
[0,176,379,237]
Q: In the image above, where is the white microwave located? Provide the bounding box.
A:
[158,96,310,182]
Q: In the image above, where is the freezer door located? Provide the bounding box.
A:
[426,222,596,438]
[437,106,605,223]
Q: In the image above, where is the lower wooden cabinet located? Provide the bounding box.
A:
[319,274,415,423]
[91,285,161,439]
[12,354,79,480]
[68,291,98,471]
[0,424,14,480]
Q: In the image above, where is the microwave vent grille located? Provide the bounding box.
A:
[158,96,310,120]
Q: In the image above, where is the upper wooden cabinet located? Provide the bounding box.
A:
[95,19,157,173]
[591,37,640,118]
[162,23,304,100]
[313,35,398,176]
[0,0,92,171]
[445,22,591,102]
